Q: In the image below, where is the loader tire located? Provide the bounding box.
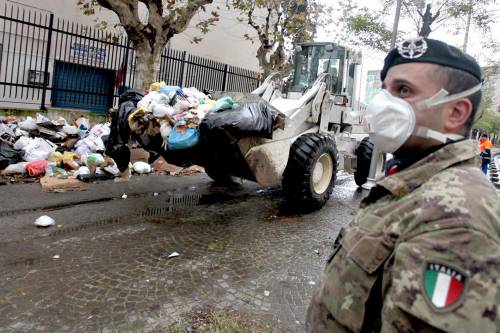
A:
[282,133,338,211]
[354,137,374,187]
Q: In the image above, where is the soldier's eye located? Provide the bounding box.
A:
[399,86,411,97]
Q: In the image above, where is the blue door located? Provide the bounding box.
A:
[51,61,114,114]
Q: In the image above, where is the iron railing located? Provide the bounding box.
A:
[0,3,261,113]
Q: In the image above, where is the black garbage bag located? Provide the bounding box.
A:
[0,141,22,170]
[105,89,144,172]
[118,88,144,106]
[200,100,279,139]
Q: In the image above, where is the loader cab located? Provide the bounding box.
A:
[287,42,360,107]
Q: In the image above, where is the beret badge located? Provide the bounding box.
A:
[397,37,428,59]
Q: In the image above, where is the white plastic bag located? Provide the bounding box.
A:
[75,117,90,137]
[62,125,79,135]
[151,92,170,105]
[19,117,38,131]
[13,136,32,150]
[23,138,57,162]
[183,87,208,100]
[74,166,90,177]
[173,99,191,113]
[35,113,50,124]
[103,162,120,176]
[34,215,55,227]
[75,123,110,153]
[2,162,27,174]
[138,91,171,112]
[75,141,92,161]
[133,161,151,174]
[152,104,175,118]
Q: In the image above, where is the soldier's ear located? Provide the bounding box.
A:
[443,98,472,133]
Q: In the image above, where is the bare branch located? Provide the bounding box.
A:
[95,0,145,38]
[142,0,164,30]
[264,6,272,35]
[170,0,214,34]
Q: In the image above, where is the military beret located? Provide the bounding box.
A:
[380,37,482,82]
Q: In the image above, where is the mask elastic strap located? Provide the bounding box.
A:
[414,127,464,143]
[415,82,483,110]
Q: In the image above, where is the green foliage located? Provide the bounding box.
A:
[166,309,274,333]
[344,9,393,52]
[77,0,219,44]
[474,66,500,135]
[231,0,332,74]
[341,0,498,53]
[474,105,500,135]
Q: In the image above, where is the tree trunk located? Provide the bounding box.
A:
[133,42,163,91]
[257,46,273,78]
[419,4,433,37]
[462,0,473,52]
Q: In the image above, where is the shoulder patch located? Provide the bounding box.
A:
[424,262,467,311]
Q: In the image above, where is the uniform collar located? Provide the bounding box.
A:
[377,139,480,197]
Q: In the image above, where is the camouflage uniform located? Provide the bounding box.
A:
[307,139,500,332]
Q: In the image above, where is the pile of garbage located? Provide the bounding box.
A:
[128,82,236,152]
[0,80,284,188]
[0,113,123,182]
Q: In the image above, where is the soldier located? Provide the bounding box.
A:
[307,37,500,332]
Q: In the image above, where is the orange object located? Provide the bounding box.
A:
[480,139,493,151]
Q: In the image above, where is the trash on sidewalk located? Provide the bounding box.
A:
[2,80,284,184]
[168,251,180,258]
[210,96,234,112]
[151,157,183,175]
[0,141,22,170]
[34,215,55,227]
[121,193,128,199]
[40,176,86,192]
[168,123,200,150]
[74,166,90,177]
[180,165,205,175]
[77,173,114,183]
[1,161,28,175]
[26,160,48,177]
[132,161,151,174]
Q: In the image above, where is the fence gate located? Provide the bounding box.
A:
[51,61,115,113]
[0,2,261,113]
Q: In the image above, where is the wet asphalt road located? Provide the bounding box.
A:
[0,172,364,332]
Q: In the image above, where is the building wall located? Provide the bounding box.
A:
[1,0,261,72]
[0,0,262,111]
[482,66,500,114]
[364,70,381,104]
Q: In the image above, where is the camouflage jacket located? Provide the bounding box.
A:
[307,139,500,332]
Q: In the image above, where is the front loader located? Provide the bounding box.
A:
[202,42,384,209]
[109,42,385,211]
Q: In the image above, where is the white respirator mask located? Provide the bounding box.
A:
[364,83,482,153]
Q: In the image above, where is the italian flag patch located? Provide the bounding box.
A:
[424,263,466,309]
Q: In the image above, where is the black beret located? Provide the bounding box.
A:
[380,37,482,82]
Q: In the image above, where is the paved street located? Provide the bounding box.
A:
[0,172,363,332]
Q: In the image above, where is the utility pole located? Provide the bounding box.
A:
[362,0,402,191]
[462,0,473,52]
[390,0,403,49]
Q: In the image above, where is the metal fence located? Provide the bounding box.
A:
[0,3,261,114]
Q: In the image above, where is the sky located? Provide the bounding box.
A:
[315,0,500,102]
[316,0,500,71]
